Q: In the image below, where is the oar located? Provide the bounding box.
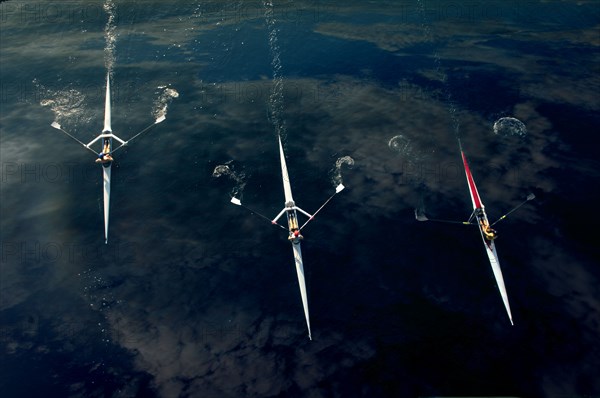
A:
[414,209,475,225]
[230,197,288,230]
[111,115,166,154]
[299,184,345,231]
[51,122,98,155]
[490,193,535,226]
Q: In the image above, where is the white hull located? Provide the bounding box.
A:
[292,242,311,340]
[278,135,312,339]
[103,73,112,133]
[278,135,294,204]
[103,165,111,244]
[479,231,513,325]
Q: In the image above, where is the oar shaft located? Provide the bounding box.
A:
[299,192,337,231]
[239,203,287,230]
[490,197,533,226]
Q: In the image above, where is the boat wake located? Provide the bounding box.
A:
[103,0,116,76]
[416,0,461,137]
[331,156,354,186]
[213,163,247,198]
[264,0,286,140]
[152,87,180,120]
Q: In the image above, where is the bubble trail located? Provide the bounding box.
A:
[331,156,355,186]
[213,164,247,198]
[103,0,117,76]
[264,0,287,140]
[416,0,461,137]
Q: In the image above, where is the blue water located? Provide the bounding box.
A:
[1,1,599,397]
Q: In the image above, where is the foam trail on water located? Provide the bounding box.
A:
[152,87,180,120]
[331,156,355,186]
[416,0,461,137]
[213,163,247,198]
[103,0,116,76]
[36,79,91,127]
[264,0,286,140]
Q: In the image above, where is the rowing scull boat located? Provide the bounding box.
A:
[231,135,344,339]
[51,73,166,243]
[459,140,513,324]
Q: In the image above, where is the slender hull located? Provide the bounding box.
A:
[461,149,513,325]
[103,164,111,244]
[278,135,312,339]
[292,242,311,340]
[102,73,112,244]
[278,135,294,204]
[478,230,512,324]
[103,73,112,133]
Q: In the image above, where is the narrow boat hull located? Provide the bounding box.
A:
[103,164,111,244]
[292,242,311,340]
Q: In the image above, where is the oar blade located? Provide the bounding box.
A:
[155,115,166,124]
[231,197,242,206]
[335,184,345,193]
[51,121,61,130]
[414,209,429,222]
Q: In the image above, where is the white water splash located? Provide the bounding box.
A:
[388,134,429,167]
[493,117,527,138]
[213,163,247,197]
[331,156,355,186]
[264,0,286,139]
[103,0,117,75]
[152,87,179,119]
[36,79,91,126]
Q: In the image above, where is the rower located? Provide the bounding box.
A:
[288,228,303,243]
[480,218,498,240]
[95,138,114,164]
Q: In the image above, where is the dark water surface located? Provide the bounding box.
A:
[1,1,599,397]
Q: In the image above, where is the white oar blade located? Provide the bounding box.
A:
[155,115,166,124]
[51,121,61,130]
[335,184,345,193]
[230,197,242,206]
[414,209,429,222]
[527,193,536,201]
